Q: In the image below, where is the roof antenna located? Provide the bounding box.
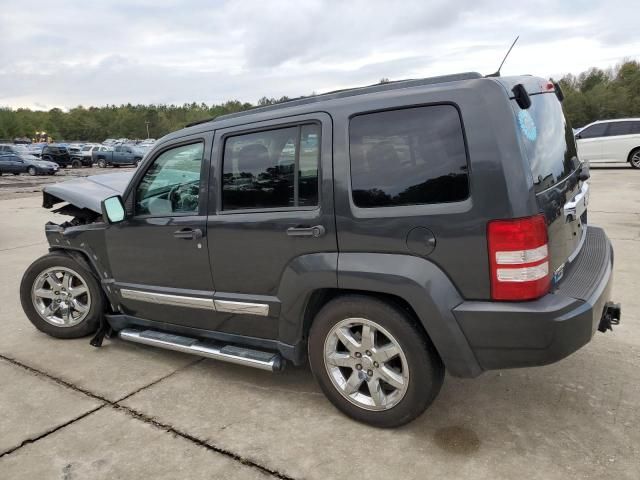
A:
[486,36,519,77]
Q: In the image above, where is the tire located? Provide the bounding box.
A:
[71,159,82,169]
[27,166,37,176]
[308,295,444,428]
[97,159,106,168]
[20,252,103,339]
[629,148,640,169]
[13,173,20,176]
[134,158,141,167]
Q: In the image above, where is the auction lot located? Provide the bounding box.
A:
[0,166,638,479]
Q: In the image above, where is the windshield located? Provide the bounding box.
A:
[13,145,29,153]
[513,92,579,192]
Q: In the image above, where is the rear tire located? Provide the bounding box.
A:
[27,166,37,176]
[97,159,106,168]
[629,148,640,169]
[308,295,444,428]
[71,159,82,169]
[20,252,103,339]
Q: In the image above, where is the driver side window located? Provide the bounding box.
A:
[135,142,204,216]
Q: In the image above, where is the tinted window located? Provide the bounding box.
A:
[515,93,579,192]
[631,122,640,134]
[222,124,320,210]
[349,106,469,208]
[606,122,632,136]
[579,123,608,139]
[135,143,204,216]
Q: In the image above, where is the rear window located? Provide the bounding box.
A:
[515,93,579,192]
[349,105,469,208]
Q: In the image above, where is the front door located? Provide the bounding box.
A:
[106,134,216,328]
[206,113,337,340]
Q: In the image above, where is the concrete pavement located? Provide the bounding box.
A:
[0,166,638,479]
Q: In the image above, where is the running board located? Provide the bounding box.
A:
[118,329,283,372]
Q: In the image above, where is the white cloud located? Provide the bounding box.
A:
[0,0,638,110]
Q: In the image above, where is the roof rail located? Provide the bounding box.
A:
[185,72,482,128]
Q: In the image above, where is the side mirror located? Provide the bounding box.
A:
[101,195,126,224]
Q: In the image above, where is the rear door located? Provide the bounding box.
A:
[512,91,585,281]
[206,113,336,340]
[576,123,608,163]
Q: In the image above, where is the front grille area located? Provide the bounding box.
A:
[556,227,611,300]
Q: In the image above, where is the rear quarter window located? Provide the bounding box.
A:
[349,105,469,208]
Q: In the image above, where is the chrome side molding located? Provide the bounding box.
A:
[120,288,270,316]
[120,289,215,310]
[214,299,269,316]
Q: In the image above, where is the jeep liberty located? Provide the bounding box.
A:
[20,73,621,427]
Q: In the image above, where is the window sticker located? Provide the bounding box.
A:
[518,109,537,141]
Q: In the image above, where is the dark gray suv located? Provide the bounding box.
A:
[20,73,620,427]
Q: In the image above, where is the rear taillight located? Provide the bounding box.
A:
[488,214,550,301]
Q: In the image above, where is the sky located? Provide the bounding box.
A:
[1,0,639,111]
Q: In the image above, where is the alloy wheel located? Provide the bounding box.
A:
[31,267,91,327]
[323,318,409,411]
[631,151,640,168]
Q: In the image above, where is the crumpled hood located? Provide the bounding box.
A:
[43,171,134,213]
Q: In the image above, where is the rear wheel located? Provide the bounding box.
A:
[629,148,640,169]
[308,295,444,427]
[27,166,37,176]
[97,159,106,168]
[71,159,82,169]
[20,252,103,338]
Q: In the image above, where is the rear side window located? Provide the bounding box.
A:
[349,105,469,208]
[606,122,632,136]
[222,124,320,210]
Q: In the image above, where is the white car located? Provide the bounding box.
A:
[575,118,640,168]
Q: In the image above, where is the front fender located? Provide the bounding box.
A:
[337,253,482,378]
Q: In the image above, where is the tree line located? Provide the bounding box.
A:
[1,61,639,142]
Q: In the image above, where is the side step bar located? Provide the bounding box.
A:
[119,329,283,372]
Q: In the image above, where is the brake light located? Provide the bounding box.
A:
[488,214,550,301]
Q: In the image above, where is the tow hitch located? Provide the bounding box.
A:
[598,302,621,333]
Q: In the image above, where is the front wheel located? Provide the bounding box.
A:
[97,159,106,168]
[27,166,37,176]
[20,252,104,338]
[71,159,82,169]
[629,148,640,169]
[308,295,444,428]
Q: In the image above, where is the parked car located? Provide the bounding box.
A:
[0,153,58,175]
[41,145,73,168]
[93,144,144,167]
[20,73,620,428]
[0,143,40,162]
[575,118,640,168]
[70,144,99,168]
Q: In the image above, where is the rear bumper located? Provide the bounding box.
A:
[454,226,617,371]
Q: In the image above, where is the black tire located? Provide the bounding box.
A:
[20,252,104,339]
[97,159,106,168]
[629,148,640,169]
[134,158,141,167]
[308,295,444,428]
[27,166,37,176]
[71,159,82,169]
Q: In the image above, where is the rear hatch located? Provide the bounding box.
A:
[506,80,586,284]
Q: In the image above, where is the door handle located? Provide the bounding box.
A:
[286,225,326,238]
[173,228,203,240]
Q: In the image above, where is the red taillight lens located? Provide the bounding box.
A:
[488,214,550,301]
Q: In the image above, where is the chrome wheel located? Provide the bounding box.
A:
[31,267,91,327]
[631,151,640,168]
[323,318,409,411]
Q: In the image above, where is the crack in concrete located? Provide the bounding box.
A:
[0,404,107,458]
[0,354,296,480]
[0,242,47,252]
